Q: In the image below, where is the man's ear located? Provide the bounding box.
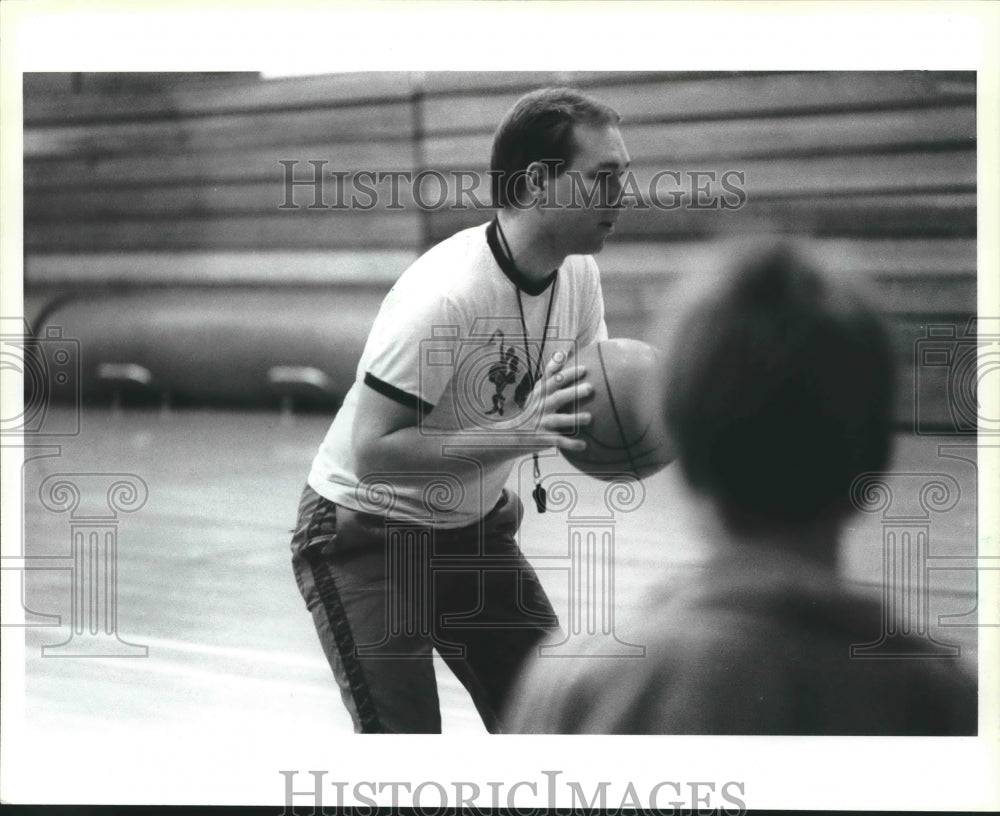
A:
[525,161,549,195]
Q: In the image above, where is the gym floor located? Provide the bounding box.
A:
[9,406,982,802]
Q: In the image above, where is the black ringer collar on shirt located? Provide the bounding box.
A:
[486,219,558,297]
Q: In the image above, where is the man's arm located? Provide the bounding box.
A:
[351,351,592,482]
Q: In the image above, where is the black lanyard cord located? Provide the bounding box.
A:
[495,219,558,388]
[494,218,558,513]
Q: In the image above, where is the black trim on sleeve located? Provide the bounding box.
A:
[364,372,434,415]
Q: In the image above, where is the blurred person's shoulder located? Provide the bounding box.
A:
[508,558,976,734]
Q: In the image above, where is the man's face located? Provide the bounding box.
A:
[543,123,630,256]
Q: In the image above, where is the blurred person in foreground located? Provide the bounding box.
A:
[289,88,629,732]
[507,241,977,735]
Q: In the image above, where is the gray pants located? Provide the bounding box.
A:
[289,484,558,733]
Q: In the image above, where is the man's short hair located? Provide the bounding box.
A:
[662,241,896,533]
[490,87,621,209]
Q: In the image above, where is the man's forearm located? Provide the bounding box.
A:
[355,423,537,483]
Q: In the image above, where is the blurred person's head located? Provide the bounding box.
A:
[491,87,627,256]
[660,240,895,544]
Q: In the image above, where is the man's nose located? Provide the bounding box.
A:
[598,174,625,209]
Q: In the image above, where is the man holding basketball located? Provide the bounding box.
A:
[289,88,629,732]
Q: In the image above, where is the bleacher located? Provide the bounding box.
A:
[23,70,976,424]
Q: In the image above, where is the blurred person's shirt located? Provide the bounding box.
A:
[507,547,977,735]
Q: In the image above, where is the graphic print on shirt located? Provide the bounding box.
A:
[482,330,540,416]
[421,317,564,434]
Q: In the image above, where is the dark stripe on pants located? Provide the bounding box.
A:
[303,550,384,733]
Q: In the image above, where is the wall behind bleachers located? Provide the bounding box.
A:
[23,71,976,425]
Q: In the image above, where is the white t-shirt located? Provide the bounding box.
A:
[308,221,608,527]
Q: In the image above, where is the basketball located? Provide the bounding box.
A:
[560,338,675,481]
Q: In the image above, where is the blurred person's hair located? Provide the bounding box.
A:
[490,87,621,209]
[662,240,896,534]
